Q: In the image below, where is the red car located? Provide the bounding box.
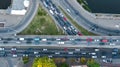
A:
[86,38,93,42]
[63,17,67,21]
[102,39,108,43]
[78,32,83,36]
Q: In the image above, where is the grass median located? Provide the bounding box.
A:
[59,6,97,36]
[18,5,64,35]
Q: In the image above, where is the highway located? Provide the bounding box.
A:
[54,0,120,36]
[0,46,119,60]
[40,0,82,35]
[0,35,119,48]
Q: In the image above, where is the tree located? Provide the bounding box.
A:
[80,57,87,64]
[32,57,57,67]
[60,62,69,67]
[87,59,100,67]
[22,56,29,64]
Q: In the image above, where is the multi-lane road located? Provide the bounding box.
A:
[40,0,82,35]
[54,0,120,36]
[0,36,120,48]
[0,46,119,60]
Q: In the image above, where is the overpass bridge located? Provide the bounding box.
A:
[0,35,120,48]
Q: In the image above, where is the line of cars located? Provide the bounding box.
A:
[0,47,119,62]
[41,0,82,36]
[0,37,120,46]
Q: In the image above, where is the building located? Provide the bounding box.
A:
[11,0,30,15]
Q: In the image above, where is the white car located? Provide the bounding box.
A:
[16,41,21,44]
[34,51,39,54]
[55,52,60,55]
[63,27,67,30]
[89,52,96,55]
[48,55,53,58]
[23,54,28,57]
[94,39,100,42]
[95,49,99,51]
[92,56,97,58]
[0,47,4,51]
[43,49,47,51]
[13,54,17,57]
[11,48,16,50]
[101,56,106,58]
[110,43,115,45]
[68,52,73,54]
[75,49,80,51]
[56,38,61,41]
[81,52,86,55]
[19,38,24,41]
[58,42,64,44]
[42,39,47,41]
[67,9,71,13]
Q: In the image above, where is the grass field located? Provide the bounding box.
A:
[19,6,64,35]
[59,6,97,36]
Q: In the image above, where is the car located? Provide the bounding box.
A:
[101,51,107,58]
[35,55,40,57]
[11,47,17,54]
[0,47,4,51]
[63,48,68,51]
[81,52,86,55]
[48,55,53,58]
[94,39,100,42]
[16,41,21,44]
[66,9,71,13]
[68,52,73,54]
[19,38,24,41]
[56,38,61,41]
[11,48,16,51]
[34,37,40,41]
[77,32,83,36]
[69,38,74,41]
[99,42,105,45]
[95,49,99,51]
[110,43,115,45]
[63,17,67,21]
[0,51,7,57]
[103,58,112,63]
[12,54,17,57]
[34,51,39,54]
[43,49,47,51]
[75,49,80,51]
[113,48,118,52]
[89,52,96,55]
[92,56,97,58]
[3,41,8,44]
[101,56,106,58]
[42,39,47,41]
[86,38,93,42]
[55,52,60,55]
[101,39,108,43]
[23,54,28,57]
[112,48,119,58]
[58,42,64,44]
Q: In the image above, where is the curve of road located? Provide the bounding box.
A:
[0,0,39,35]
[56,0,120,36]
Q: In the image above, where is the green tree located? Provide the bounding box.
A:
[60,62,69,67]
[80,57,87,64]
[22,56,29,64]
[32,57,57,67]
[87,59,100,67]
